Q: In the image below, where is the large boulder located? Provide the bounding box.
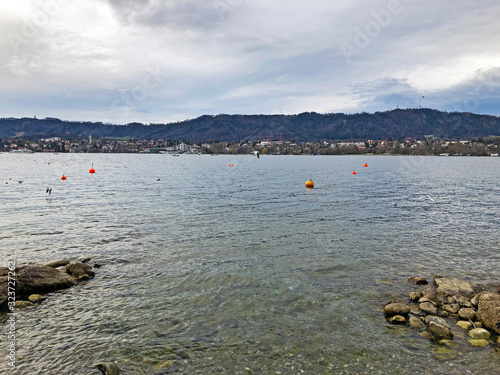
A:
[476,292,500,333]
[433,276,475,297]
[17,265,76,296]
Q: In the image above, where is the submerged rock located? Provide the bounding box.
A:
[468,339,489,347]
[476,292,500,334]
[17,265,76,296]
[66,262,95,279]
[14,301,34,308]
[97,362,120,375]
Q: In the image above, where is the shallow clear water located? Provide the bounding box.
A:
[1,153,499,374]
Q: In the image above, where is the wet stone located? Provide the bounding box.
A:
[456,321,473,331]
[384,303,410,317]
[409,316,426,329]
[442,304,460,314]
[390,315,406,325]
[28,294,46,303]
[420,302,438,315]
[469,339,489,347]
[458,307,476,321]
[468,328,490,340]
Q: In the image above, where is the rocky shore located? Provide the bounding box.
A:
[384,275,500,350]
[0,258,99,310]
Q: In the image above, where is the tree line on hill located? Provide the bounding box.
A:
[0,109,499,142]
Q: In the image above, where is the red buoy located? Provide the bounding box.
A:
[89,163,96,173]
[352,171,357,175]
[363,163,368,167]
[61,175,67,180]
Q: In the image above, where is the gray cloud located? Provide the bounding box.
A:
[1,0,500,124]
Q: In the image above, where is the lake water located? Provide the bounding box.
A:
[1,153,499,374]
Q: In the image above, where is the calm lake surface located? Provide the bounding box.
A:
[1,153,499,374]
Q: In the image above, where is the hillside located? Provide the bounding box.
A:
[1,109,499,142]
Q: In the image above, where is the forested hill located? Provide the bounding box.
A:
[1,109,499,142]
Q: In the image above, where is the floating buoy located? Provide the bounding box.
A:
[305,179,314,188]
[228,164,234,167]
[61,175,67,180]
[363,163,368,167]
[89,163,95,173]
[352,171,357,175]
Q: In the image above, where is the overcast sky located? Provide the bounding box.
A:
[1,0,499,124]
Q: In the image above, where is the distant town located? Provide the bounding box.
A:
[1,135,499,156]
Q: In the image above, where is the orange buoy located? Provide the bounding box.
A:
[363,163,368,167]
[61,175,67,180]
[89,163,96,173]
[305,179,314,188]
[352,171,357,175]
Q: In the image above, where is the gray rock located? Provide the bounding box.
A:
[420,302,438,315]
[425,316,450,327]
[17,265,76,296]
[476,292,500,334]
[458,308,476,321]
[468,328,490,339]
[384,303,410,317]
[43,259,70,268]
[428,321,454,340]
[433,276,475,297]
